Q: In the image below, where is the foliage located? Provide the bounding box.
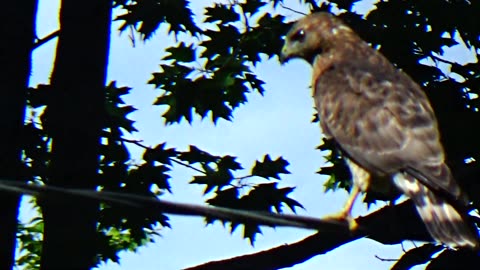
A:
[146,1,290,124]
[16,214,43,269]
[12,0,480,269]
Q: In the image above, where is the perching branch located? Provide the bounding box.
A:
[184,226,362,270]
[185,201,434,270]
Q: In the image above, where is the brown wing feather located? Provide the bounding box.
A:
[314,58,463,201]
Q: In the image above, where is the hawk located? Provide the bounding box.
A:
[280,12,479,248]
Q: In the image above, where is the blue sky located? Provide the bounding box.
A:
[24,0,477,269]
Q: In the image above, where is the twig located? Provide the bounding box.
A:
[120,137,207,175]
[120,137,147,148]
[32,30,60,50]
[374,255,398,262]
[234,174,254,181]
[429,53,456,66]
[170,158,207,175]
[128,25,136,48]
[280,4,307,16]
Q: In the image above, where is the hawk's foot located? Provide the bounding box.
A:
[323,211,359,231]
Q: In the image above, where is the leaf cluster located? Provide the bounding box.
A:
[146,1,290,123]
[114,0,201,38]
[180,146,302,243]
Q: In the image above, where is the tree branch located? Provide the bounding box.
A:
[185,201,433,270]
[184,227,361,270]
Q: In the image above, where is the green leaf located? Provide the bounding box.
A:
[239,14,289,63]
[239,183,303,213]
[100,139,130,164]
[162,42,196,62]
[177,145,219,164]
[205,182,302,245]
[149,64,193,89]
[206,187,240,209]
[240,0,266,15]
[190,168,233,194]
[204,4,240,23]
[251,155,290,180]
[244,73,265,95]
[243,223,262,245]
[104,81,137,133]
[127,163,171,193]
[116,0,200,39]
[153,77,196,124]
[143,143,178,165]
[217,155,243,171]
[200,25,241,59]
[317,139,352,192]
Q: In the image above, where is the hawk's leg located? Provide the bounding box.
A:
[324,184,360,231]
[324,158,370,231]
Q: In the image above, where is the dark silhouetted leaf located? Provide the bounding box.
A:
[240,0,265,15]
[162,42,196,63]
[116,0,200,39]
[204,4,240,23]
[177,145,219,164]
[190,168,233,194]
[251,155,290,180]
[218,155,243,171]
[143,143,178,165]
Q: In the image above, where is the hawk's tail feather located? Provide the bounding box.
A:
[393,173,479,249]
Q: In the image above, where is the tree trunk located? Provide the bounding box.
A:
[0,1,37,269]
[40,0,112,269]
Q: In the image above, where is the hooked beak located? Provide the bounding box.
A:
[279,44,292,64]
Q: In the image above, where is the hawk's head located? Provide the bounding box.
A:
[280,12,356,65]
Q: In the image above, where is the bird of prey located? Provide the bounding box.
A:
[280,12,479,248]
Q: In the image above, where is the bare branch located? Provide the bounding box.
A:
[33,30,60,50]
[280,4,307,16]
[170,158,207,175]
[374,255,398,262]
[120,138,207,175]
[429,53,456,66]
[185,227,361,270]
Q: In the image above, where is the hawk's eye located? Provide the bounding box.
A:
[290,29,305,42]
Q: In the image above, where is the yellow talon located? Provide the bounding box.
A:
[347,216,359,231]
[323,209,359,231]
[324,184,361,231]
